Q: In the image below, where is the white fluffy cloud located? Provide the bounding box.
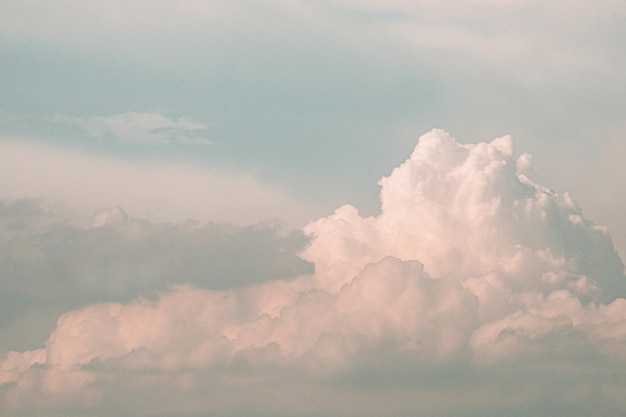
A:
[1,130,625,416]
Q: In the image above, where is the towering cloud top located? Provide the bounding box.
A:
[1,130,625,415]
[304,129,624,302]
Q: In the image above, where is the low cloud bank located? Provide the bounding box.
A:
[2,130,625,416]
[0,202,312,350]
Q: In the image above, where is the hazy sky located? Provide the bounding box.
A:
[1,1,626,416]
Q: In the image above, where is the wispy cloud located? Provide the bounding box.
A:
[0,141,319,226]
[0,110,214,145]
[49,111,213,145]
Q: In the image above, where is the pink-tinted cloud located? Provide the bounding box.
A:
[1,130,625,416]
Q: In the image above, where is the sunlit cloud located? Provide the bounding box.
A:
[1,0,625,415]
[2,130,624,416]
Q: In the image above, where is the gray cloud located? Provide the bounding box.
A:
[0,201,312,350]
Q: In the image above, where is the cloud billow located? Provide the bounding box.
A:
[0,203,312,351]
[1,130,625,416]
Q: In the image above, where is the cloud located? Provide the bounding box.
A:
[0,200,312,352]
[2,0,624,241]
[2,130,625,416]
[329,0,625,84]
[302,131,623,302]
[3,0,622,83]
[0,140,320,227]
[549,130,626,269]
[49,111,213,145]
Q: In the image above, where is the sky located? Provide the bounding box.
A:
[1,0,626,416]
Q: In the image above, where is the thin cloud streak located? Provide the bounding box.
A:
[49,112,213,145]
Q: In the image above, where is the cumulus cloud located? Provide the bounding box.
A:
[0,200,312,351]
[1,130,625,416]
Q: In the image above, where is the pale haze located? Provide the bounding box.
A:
[1,1,626,416]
